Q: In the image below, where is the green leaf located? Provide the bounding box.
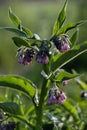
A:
[0,103,35,128]
[53,125,58,130]
[9,8,21,27]
[12,37,29,47]
[1,27,27,37]
[63,99,80,121]
[14,115,34,128]
[53,0,67,35]
[33,34,41,40]
[0,75,36,98]
[58,0,67,25]
[70,28,79,47]
[75,78,87,90]
[0,102,22,115]
[54,71,79,82]
[57,0,67,28]
[57,20,87,35]
[22,27,33,37]
[51,41,87,72]
[44,112,58,123]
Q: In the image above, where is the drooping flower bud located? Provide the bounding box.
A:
[62,80,71,86]
[57,91,67,104]
[36,39,51,64]
[17,48,35,65]
[47,87,67,105]
[52,35,70,52]
[36,50,49,64]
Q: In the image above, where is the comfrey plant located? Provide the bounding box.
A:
[0,0,87,130]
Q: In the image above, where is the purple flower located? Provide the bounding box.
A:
[47,93,58,105]
[57,91,67,104]
[36,50,49,64]
[47,87,67,105]
[62,80,71,86]
[60,42,70,52]
[18,48,35,65]
[52,35,70,52]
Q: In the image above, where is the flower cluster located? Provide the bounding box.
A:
[17,47,35,65]
[17,39,52,65]
[16,34,71,65]
[47,87,67,105]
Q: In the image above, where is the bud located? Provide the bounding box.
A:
[36,50,49,64]
[52,35,70,52]
[62,80,71,86]
[57,91,67,104]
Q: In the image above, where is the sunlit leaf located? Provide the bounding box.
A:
[0,75,36,98]
[53,0,67,35]
[57,20,87,35]
[0,102,22,115]
[58,0,67,28]
[75,78,87,90]
[22,26,33,37]
[63,99,80,121]
[9,7,21,27]
[12,37,29,47]
[54,71,79,82]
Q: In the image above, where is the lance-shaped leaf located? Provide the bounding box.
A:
[9,7,21,27]
[0,75,36,98]
[12,37,30,47]
[14,115,34,128]
[0,102,34,128]
[53,0,67,35]
[53,71,79,82]
[70,28,79,47]
[9,8,33,38]
[22,26,33,38]
[63,99,80,121]
[0,102,22,115]
[75,78,87,90]
[0,27,27,37]
[51,41,87,73]
[57,20,87,35]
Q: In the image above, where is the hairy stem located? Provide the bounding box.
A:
[35,65,50,130]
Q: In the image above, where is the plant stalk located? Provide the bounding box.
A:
[35,65,50,130]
